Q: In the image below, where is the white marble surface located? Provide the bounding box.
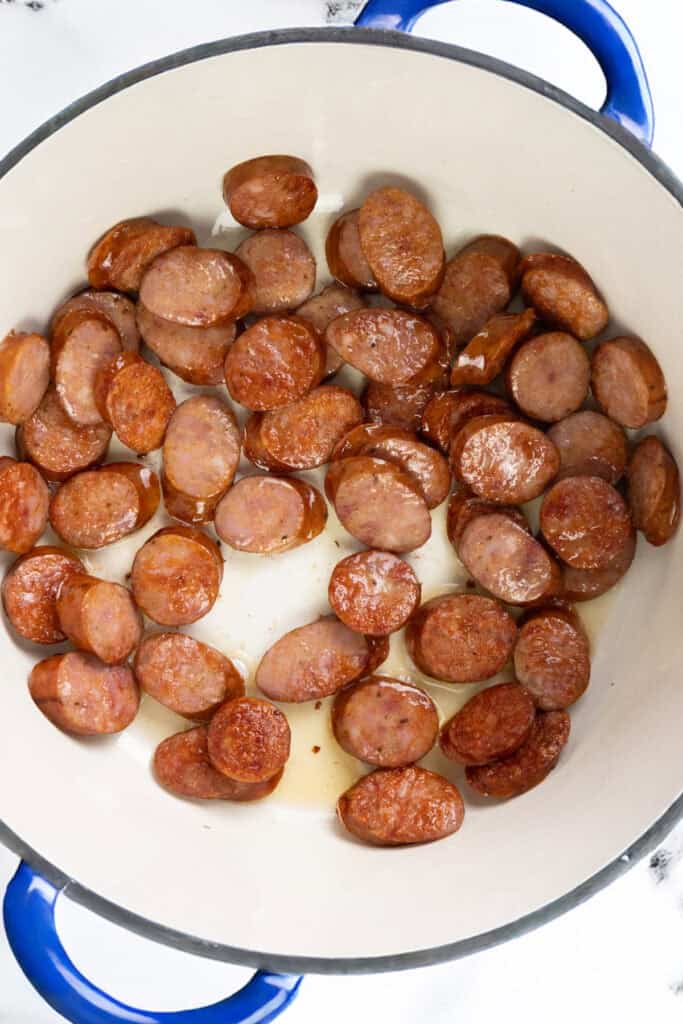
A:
[1,1,683,1021]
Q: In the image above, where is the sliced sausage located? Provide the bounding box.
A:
[256,386,363,470]
[332,676,438,767]
[154,725,282,801]
[540,476,632,569]
[514,605,590,710]
[235,229,315,314]
[242,413,290,472]
[458,513,562,605]
[337,765,464,846]
[331,423,451,510]
[446,488,529,551]
[207,696,291,782]
[136,302,236,385]
[94,352,176,453]
[139,246,253,326]
[29,652,139,735]
[131,526,222,626]
[2,546,84,644]
[49,463,159,549]
[223,155,317,229]
[224,314,324,411]
[16,388,111,482]
[361,359,448,434]
[162,395,241,524]
[87,217,196,294]
[0,458,49,554]
[450,415,559,504]
[135,633,244,720]
[358,187,444,307]
[328,550,421,635]
[325,308,440,384]
[520,252,608,341]
[430,234,519,345]
[627,436,680,546]
[506,332,590,422]
[296,283,366,378]
[465,709,570,798]
[450,308,536,388]
[420,389,512,453]
[214,475,327,554]
[51,291,140,352]
[56,574,142,665]
[547,411,627,484]
[440,682,535,765]
[0,331,50,425]
[326,455,432,553]
[255,615,370,702]
[405,593,516,683]
[325,209,377,291]
[52,309,121,426]
[591,336,667,428]
[561,529,637,601]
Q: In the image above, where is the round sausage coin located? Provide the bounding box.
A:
[52,309,121,426]
[514,607,590,710]
[332,676,438,767]
[561,529,637,602]
[326,209,377,291]
[466,709,570,798]
[257,386,363,470]
[627,436,680,546]
[49,464,159,549]
[16,388,111,482]
[0,459,49,553]
[135,633,244,720]
[2,546,84,644]
[95,352,176,453]
[214,475,326,554]
[420,390,512,454]
[87,217,196,294]
[154,726,282,800]
[51,290,140,353]
[29,652,139,735]
[328,550,421,635]
[591,337,667,428]
[207,696,290,783]
[56,574,142,665]
[131,526,222,626]
[458,513,561,605]
[225,315,324,411]
[0,331,50,424]
[446,489,529,551]
[540,476,633,570]
[547,411,628,484]
[235,229,315,314]
[519,253,608,341]
[440,682,535,765]
[296,283,366,377]
[325,308,440,384]
[139,246,253,326]
[223,155,317,229]
[507,332,590,422]
[136,303,236,386]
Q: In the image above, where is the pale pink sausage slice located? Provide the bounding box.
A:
[328,550,421,635]
[466,710,570,798]
[235,229,315,314]
[51,291,140,352]
[214,475,326,554]
[547,411,628,484]
[326,209,377,291]
[591,336,667,428]
[296,284,366,377]
[332,676,438,767]
[131,526,223,626]
[139,246,254,326]
[0,331,50,425]
[49,463,159,549]
[255,616,370,703]
[458,513,562,605]
[223,155,317,229]
[136,302,236,385]
[446,488,529,551]
[514,605,590,710]
[29,652,139,735]
[94,352,176,453]
[207,696,291,782]
[450,308,536,388]
[506,332,590,422]
[256,386,363,470]
[540,476,633,570]
[325,308,440,384]
[440,682,535,765]
[627,435,680,547]
[56,574,142,665]
[87,217,196,294]
[520,252,608,341]
[52,309,122,426]
[2,546,84,644]
[0,458,49,554]
[135,633,244,720]
[420,390,512,454]
[16,389,112,482]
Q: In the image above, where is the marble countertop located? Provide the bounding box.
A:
[1,1,682,1021]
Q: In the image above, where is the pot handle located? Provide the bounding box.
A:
[3,861,302,1024]
[354,0,654,146]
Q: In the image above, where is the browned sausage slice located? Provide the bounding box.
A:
[2,546,84,644]
[56,574,142,665]
[506,332,590,422]
[136,302,236,385]
[458,513,561,605]
[405,593,516,683]
[440,682,535,765]
[51,291,140,352]
[591,336,667,428]
[328,550,421,635]
[325,308,440,384]
[131,526,222,626]
[358,187,444,307]
[139,246,253,326]
[466,709,570,798]
[87,217,196,294]
[256,386,363,470]
[0,331,50,425]
[540,476,632,569]
[255,615,369,702]
[520,252,608,341]
[162,395,241,524]
[361,332,450,434]
[94,352,176,453]
[52,309,122,426]
[514,605,590,710]
[135,633,244,720]
[29,652,139,735]
[49,463,159,549]
[225,315,324,411]
[561,529,637,602]
[446,488,529,551]
[337,765,464,846]
[420,390,512,453]
[154,726,282,800]
[326,209,377,291]
[430,235,519,345]
[223,155,317,229]
[627,436,680,546]
[214,475,327,553]
[326,455,432,553]
[235,229,315,314]
[242,414,291,472]
[332,676,438,767]
[17,389,112,482]
[0,458,48,554]
[296,284,366,377]
[207,696,290,782]
[547,411,628,484]
[451,415,559,503]
[450,309,536,388]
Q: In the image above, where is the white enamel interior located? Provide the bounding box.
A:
[1,39,682,967]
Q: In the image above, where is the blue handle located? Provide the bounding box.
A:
[355,0,654,146]
[3,862,302,1024]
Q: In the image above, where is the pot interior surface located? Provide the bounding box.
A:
[1,35,682,968]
